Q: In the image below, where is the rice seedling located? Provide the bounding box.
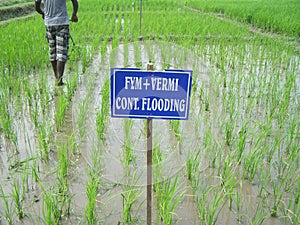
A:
[198,86,210,112]
[42,187,61,225]
[76,99,89,140]
[249,201,270,225]
[269,178,285,217]
[224,120,234,147]
[85,174,100,225]
[54,93,69,131]
[153,143,163,190]
[85,145,102,224]
[11,178,25,220]
[96,78,110,142]
[0,95,18,149]
[37,121,51,161]
[257,163,271,198]
[152,141,185,224]
[155,175,185,225]
[218,153,238,210]
[0,184,14,225]
[123,119,136,166]
[289,180,300,224]
[75,72,95,142]
[196,185,227,225]
[56,140,71,215]
[169,120,182,143]
[21,161,30,194]
[235,184,243,223]
[186,149,201,192]
[236,122,247,164]
[283,145,300,192]
[242,146,265,183]
[65,70,80,103]
[121,173,143,224]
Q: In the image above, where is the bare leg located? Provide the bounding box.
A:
[49,60,66,86]
[57,61,66,86]
[51,60,57,78]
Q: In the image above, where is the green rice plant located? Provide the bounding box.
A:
[196,185,227,225]
[153,143,163,193]
[96,78,110,142]
[203,126,212,149]
[122,119,136,166]
[74,71,95,147]
[257,162,271,198]
[218,153,237,210]
[169,120,182,143]
[289,180,300,224]
[270,178,285,217]
[266,136,282,165]
[37,70,52,115]
[236,123,247,164]
[0,96,17,149]
[77,97,90,140]
[65,70,79,102]
[235,185,243,223]
[288,199,300,225]
[121,190,136,224]
[33,164,61,224]
[11,178,25,219]
[283,145,300,192]
[100,38,108,56]
[121,173,143,224]
[0,184,14,225]
[54,93,69,131]
[29,101,39,129]
[85,146,102,224]
[198,86,209,112]
[224,120,234,147]
[56,140,71,215]
[37,121,51,161]
[286,118,298,154]
[155,176,185,225]
[21,161,30,194]
[250,201,269,225]
[242,146,265,183]
[68,132,77,156]
[277,72,295,125]
[85,173,100,225]
[186,149,201,192]
[42,187,61,225]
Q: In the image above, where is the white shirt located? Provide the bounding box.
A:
[36,0,69,26]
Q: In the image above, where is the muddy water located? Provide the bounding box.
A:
[0,40,298,225]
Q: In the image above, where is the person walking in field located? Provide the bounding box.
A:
[35,0,78,86]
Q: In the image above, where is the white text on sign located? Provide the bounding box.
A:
[124,76,179,91]
[115,97,186,112]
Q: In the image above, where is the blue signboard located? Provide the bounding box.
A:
[110,68,192,120]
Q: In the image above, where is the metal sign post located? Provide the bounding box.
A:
[146,62,153,225]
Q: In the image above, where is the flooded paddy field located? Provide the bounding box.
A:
[0,0,299,224]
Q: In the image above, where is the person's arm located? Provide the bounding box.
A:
[71,0,78,22]
[35,0,44,19]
